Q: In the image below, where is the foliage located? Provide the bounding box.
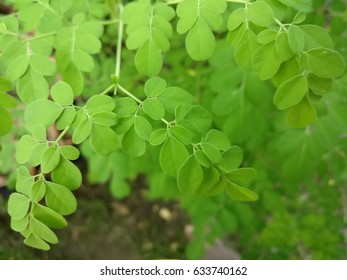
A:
[0,0,346,259]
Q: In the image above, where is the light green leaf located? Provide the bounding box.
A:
[274,75,308,110]
[32,124,46,142]
[0,107,13,136]
[0,92,17,108]
[226,182,258,201]
[253,42,281,80]
[157,87,193,114]
[149,129,168,146]
[45,182,77,215]
[122,125,146,157]
[144,77,166,97]
[59,145,80,160]
[113,116,134,134]
[247,1,274,27]
[306,48,345,79]
[142,98,165,120]
[24,234,50,251]
[41,146,60,173]
[308,74,332,96]
[177,155,203,193]
[76,34,101,54]
[30,179,46,202]
[72,118,92,144]
[16,135,38,164]
[114,97,138,117]
[134,116,152,141]
[28,142,48,167]
[299,25,333,49]
[56,107,76,130]
[25,100,63,130]
[201,142,222,163]
[205,129,230,151]
[8,193,30,219]
[92,112,118,126]
[52,157,82,191]
[181,105,211,133]
[135,40,162,76]
[288,25,305,54]
[30,217,58,244]
[293,11,306,24]
[286,97,316,128]
[32,204,67,229]
[234,29,259,70]
[86,95,115,115]
[170,125,192,145]
[90,124,119,156]
[217,146,243,173]
[11,216,29,232]
[195,150,211,168]
[61,63,84,95]
[275,32,294,61]
[225,168,257,186]
[160,136,189,176]
[15,167,34,197]
[30,54,56,76]
[51,81,74,105]
[6,54,30,81]
[227,8,246,31]
[186,18,215,61]
[197,167,223,196]
[17,68,49,103]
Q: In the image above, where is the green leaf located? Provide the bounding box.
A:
[293,11,306,24]
[135,40,162,76]
[16,137,37,162]
[0,92,17,108]
[51,81,74,105]
[24,234,50,251]
[30,217,58,244]
[45,182,77,215]
[279,0,311,12]
[11,216,29,232]
[275,32,294,61]
[227,8,246,31]
[17,68,49,103]
[30,54,56,76]
[30,179,46,202]
[299,25,333,49]
[247,1,274,27]
[59,145,80,160]
[226,182,258,201]
[52,157,82,191]
[217,146,243,173]
[76,34,101,54]
[253,42,281,80]
[0,77,12,92]
[8,193,30,220]
[113,116,134,134]
[170,125,192,145]
[177,155,203,193]
[181,105,211,133]
[201,142,222,163]
[61,63,84,95]
[144,77,166,97]
[122,125,146,157]
[0,107,13,136]
[32,124,47,142]
[90,124,119,156]
[134,116,152,141]
[160,136,189,176]
[32,204,67,229]
[149,129,168,146]
[186,18,215,61]
[308,74,332,96]
[142,98,165,120]
[234,29,259,70]
[195,150,211,168]
[6,54,30,81]
[288,25,305,54]
[86,95,115,115]
[25,100,63,130]
[225,168,257,186]
[114,97,138,116]
[72,118,92,144]
[92,112,118,126]
[157,87,193,114]
[286,97,316,128]
[197,167,223,196]
[273,75,308,110]
[41,146,60,173]
[16,167,34,197]
[56,107,76,130]
[28,143,48,167]
[306,48,345,79]
[205,129,230,151]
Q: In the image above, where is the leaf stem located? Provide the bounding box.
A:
[117,85,143,104]
[100,84,116,95]
[114,3,124,95]
[54,126,70,144]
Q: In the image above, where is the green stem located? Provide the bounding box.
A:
[226,0,248,3]
[117,85,143,104]
[54,126,70,144]
[114,3,124,95]
[100,84,116,95]
[100,19,119,25]
[27,31,57,41]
